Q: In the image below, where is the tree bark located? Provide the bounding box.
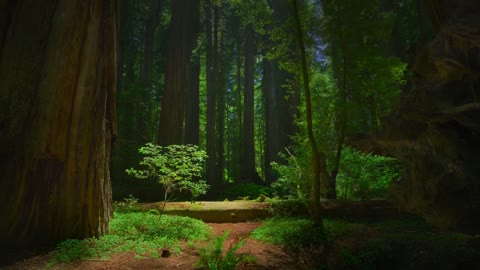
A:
[264,0,297,185]
[0,0,118,248]
[216,29,226,184]
[184,0,201,146]
[240,24,259,183]
[141,0,162,88]
[157,0,198,145]
[185,59,201,145]
[205,0,218,197]
[262,55,279,185]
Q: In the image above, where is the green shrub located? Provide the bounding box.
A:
[336,147,400,200]
[126,143,209,209]
[271,146,401,201]
[270,151,311,199]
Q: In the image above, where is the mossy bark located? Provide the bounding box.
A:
[0,0,118,247]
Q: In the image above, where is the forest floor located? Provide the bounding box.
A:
[3,200,480,269]
[3,222,301,270]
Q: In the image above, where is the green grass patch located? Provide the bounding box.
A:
[48,212,213,267]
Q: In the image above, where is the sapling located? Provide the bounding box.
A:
[126,143,209,214]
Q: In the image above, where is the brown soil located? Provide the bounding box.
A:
[2,222,300,270]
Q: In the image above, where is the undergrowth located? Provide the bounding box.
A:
[47,212,212,267]
[252,217,480,269]
[251,217,354,250]
[195,230,255,270]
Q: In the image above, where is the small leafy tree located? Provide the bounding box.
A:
[126,143,209,213]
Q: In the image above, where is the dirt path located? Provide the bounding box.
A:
[2,222,299,270]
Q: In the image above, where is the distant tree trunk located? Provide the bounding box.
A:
[158,0,198,145]
[292,0,324,228]
[216,30,226,184]
[184,0,201,146]
[205,0,218,197]
[0,0,118,249]
[141,0,161,88]
[262,54,287,184]
[185,59,200,145]
[234,38,243,181]
[264,0,296,185]
[240,25,259,183]
[262,51,280,185]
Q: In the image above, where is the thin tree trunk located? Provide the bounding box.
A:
[216,28,226,184]
[0,0,118,248]
[235,39,243,181]
[240,24,258,183]
[328,53,348,199]
[292,0,324,228]
[205,0,218,197]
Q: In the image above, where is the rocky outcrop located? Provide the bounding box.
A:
[357,1,480,233]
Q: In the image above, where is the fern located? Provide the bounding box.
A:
[195,230,255,270]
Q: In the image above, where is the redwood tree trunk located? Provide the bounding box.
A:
[240,25,258,183]
[0,0,118,248]
[157,0,198,145]
[205,0,218,197]
[141,0,161,88]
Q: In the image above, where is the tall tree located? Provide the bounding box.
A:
[240,24,259,182]
[216,24,226,184]
[204,0,219,195]
[320,0,406,198]
[111,0,167,201]
[141,0,162,88]
[158,0,199,145]
[184,0,201,145]
[292,0,324,227]
[263,0,297,185]
[0,0,118,248]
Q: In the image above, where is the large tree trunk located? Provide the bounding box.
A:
[185,59,201,145]
[0,0,118,249]
[157,0,198,145]
[141,0,161,88]
[184,0,201,146]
